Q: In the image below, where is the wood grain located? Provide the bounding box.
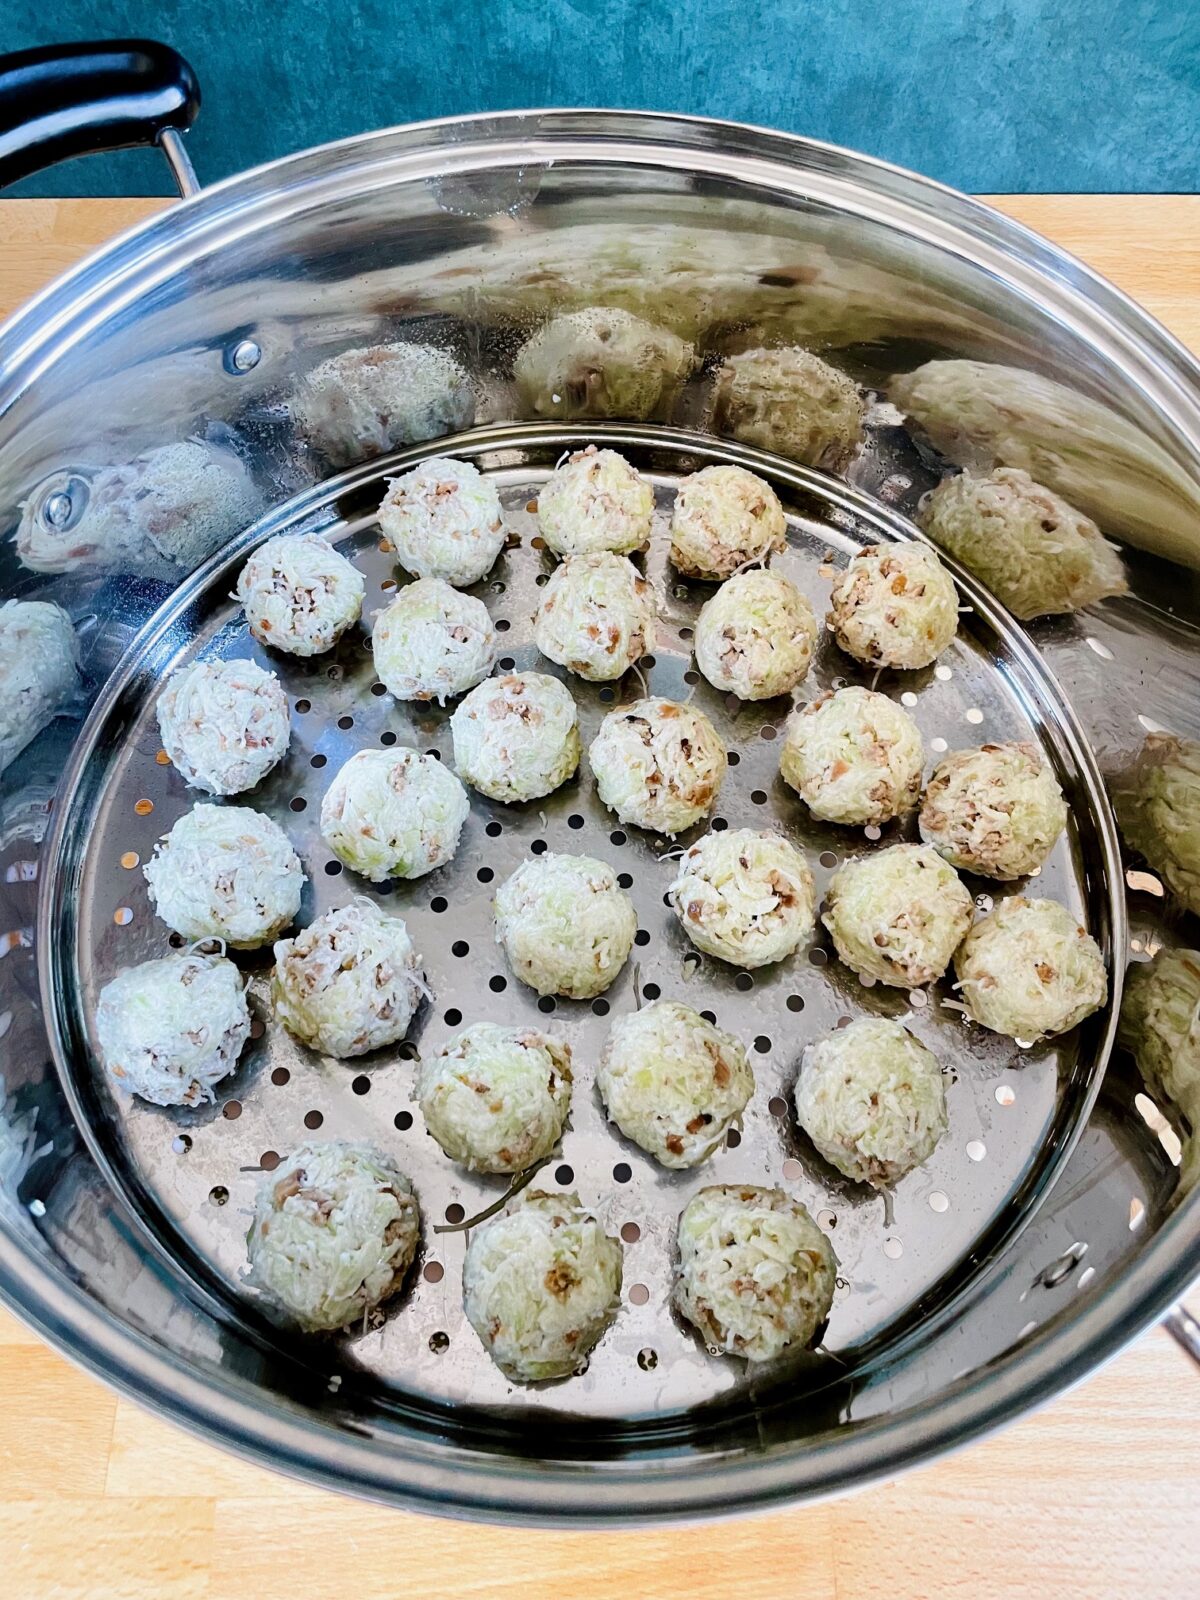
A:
[986,195,1200,352]
[1,196,1198,1600]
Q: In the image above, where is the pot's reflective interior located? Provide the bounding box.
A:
[0,112,1196,1519]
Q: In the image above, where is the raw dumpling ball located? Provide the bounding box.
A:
[371,577,496,703]
[416,1024,572,1172]
[780,686,923,827]
[235,532,364,656]
[1119,951,1200,1203]
[246,1142,419,1333]
[1180,1133,1200,1203]
[450,671,580,803]
[890,358,1185,567]
[17,442,259,580]
[144,803,304,947]
[157,656,290,795]
[536,445,655,557]
[597,1000,753,1168]
[0,600,80,776]
[919,467,1127,619]
[822,842,973,987]
[462,1190,623,1381]
[1113,734,1200,917]
[290,342,474,467]
[95,949,250,1107]
[589,696,726,834]
[693,568,817,700]
[378,456,505,588]
[272,901,430,1058]
[712,346,865,471]
[954,895,1107,1042]
[673,1185,837,1363]
[795,1018,948,1187]
[1118,949,1200,1126]
[919,741,1067,880]
[669,464,787,580]
[494,852,636,998]
[0,1076,37,1205]
[320,747,468,882]
[514,306,693,421]
[534,551,656,682]
[827,542,958,669]
[668,828,816,968]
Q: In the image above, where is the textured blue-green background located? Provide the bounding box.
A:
[6,0,1200,195]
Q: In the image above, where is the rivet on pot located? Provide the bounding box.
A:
[42,491,73,528]
[226,337,262,374]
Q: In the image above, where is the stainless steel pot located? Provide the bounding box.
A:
[0,41,1196,1524]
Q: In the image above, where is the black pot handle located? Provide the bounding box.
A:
[0,39,200,192]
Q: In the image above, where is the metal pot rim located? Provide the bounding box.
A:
[3,1190,1196,1523]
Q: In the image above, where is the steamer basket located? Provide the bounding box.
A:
[0,76,1196,1522]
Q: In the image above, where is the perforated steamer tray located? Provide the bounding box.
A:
[39,422,1124,1425]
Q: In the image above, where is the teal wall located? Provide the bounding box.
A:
[6,1,1200,196]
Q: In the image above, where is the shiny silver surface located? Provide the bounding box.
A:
[157,126,200,198]
[40,424,1123,1422]
[1165,1303,1200,1368]
[0,112,1196,1521]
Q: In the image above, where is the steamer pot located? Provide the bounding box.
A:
[0,41,1196,1523]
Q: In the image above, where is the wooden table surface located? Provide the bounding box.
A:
[2,194,1199,1600]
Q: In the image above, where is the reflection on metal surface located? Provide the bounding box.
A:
[1119,951,1200,1206]
[1135,1093,1183,1164]
[0,601,80,779]
[1164,1302,1200,1369]
[1126,869,1165,897]
[0,111,1195,1520]
[15,443,262,581]
[1035,1241,1088,1290]
[226,339,262,375]
[1114,736,1200,918]
[514,308,693,423]
[892,360,1200,569]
